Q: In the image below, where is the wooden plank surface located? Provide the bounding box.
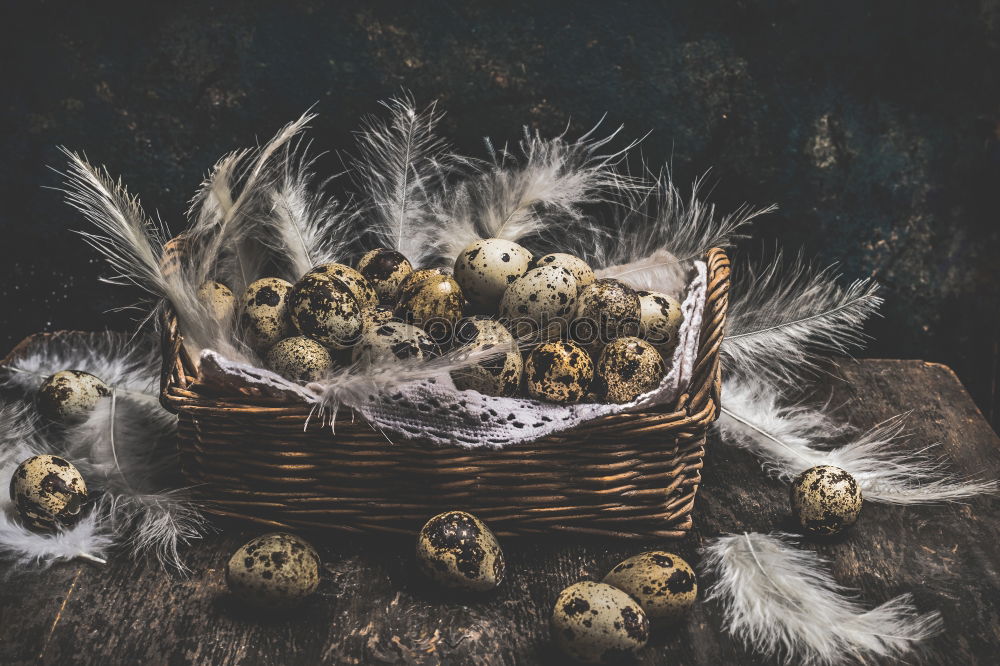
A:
[2,360,999,665]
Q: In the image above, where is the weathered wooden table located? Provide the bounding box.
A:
[2,360,998,665]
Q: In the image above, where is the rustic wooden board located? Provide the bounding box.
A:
[2,360,999,665]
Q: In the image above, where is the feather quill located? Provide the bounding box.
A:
[723,251,883,385]
[702,532,941,665]
[718,376,998,504]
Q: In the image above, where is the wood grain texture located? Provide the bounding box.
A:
[2,360,998,665]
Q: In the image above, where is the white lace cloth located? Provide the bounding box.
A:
[199,261,708,449]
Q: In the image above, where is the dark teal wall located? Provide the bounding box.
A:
[2,0,998,423]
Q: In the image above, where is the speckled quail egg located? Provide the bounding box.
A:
[289,272,364,350]
[240,277,294,352]
[790,465,863,535]
[352,321,438,365]
[525,341,594,404]
[416,511,505,592]
[450,317,522,397]
[361,304,398,331]
[637,290,683,359]
[550,581,650,664]
[265,336,334,382]
[196,280,236,322]
[453,239,533,311]
[572,278,642,357]
[500,266,578,340]
[396,273,465,343]
[356,248,413,302]
[533,253,595,292]
[225,532,321,609]
[603,551,697,622]
[309,262,379,310]
[596,337,666,404]
[36,370,110,423]
[10,455,89,532]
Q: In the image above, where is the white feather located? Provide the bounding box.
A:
[718,376,998,504]
[702,532,941,666]
[723,251,883,385]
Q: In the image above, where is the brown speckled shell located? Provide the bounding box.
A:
[603,551,697,621]
[310,263,378,310]
[360,304,398,331]
[596,337,666,404]
[790,465,863,535]
[196,280,236,322]
[352,321,438,365]
[241,277,294,352]
[573,279,641,357]
[36,370,110,423]
[453,239,532,311]
[225,532,321,609]
[265,336,334,382]
[396,274,464,343]
[499,266,578,340]
[533,253,595,291]
[356,248,413,302]
[525,341,594,404]
[637,290,683,360]
[289,272,363,350]
[416,511,505,592]
[10,455,89,532]
[550,581,649,664]
[450,317,522,397]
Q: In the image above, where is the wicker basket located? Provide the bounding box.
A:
[155,248,730,539]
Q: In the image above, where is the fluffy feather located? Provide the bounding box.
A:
[718,377,998,504]
[723,251,883,385]
[350,96,455,268]
[702,532,942,665]
[433,120,642,265]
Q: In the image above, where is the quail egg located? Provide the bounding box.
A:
[637,290,683,359]
[790,465,863,535]
[396,273,465,343]
[525,341,594,404]
[550,581,649,664]
[596,337,666,403]
[310,262,379,310]
[196,280,236,322]
[240,277,294,352]
[10,455,89,532]
[265,336,334,382]
[356,248,413,302]
[36,370,110,423]
[352,321,438,365]
[225,532,321,609]
[453,239,533,311]
[289,272,364,350]
[361,304,398,331]
[499,266,578,340]
[572,278,641,357]
[416,510,505,592]
[450,317,522,397]
[603,551,698,622]
[533,253,595,291]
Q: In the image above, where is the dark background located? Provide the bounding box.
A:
[2,0,998,425]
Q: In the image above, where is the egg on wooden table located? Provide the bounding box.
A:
[532,252,595,292]
[596,337,666,403]
[36,370,110,423]
[240,277,294,352]
[603,551,698,622]
[416,511,505,592]
[352,321,438,365]
[356,248,413,302]
[265,336,334,382]
[637,290,683,359]
[453,239,533,311]
[396,273,465,343]
[524,341,594,404]
[499,265,578,340]
[790,465,863,535]
[225,532,321,609]
[289,272,364,350]
[309,262,379,310]
[10,455,89,532]
[450,317,522,397]
[550,581,649,664]
[572,278,641,357]
[196,280,236,322]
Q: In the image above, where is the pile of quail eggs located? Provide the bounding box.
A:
[198,239,685,404]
